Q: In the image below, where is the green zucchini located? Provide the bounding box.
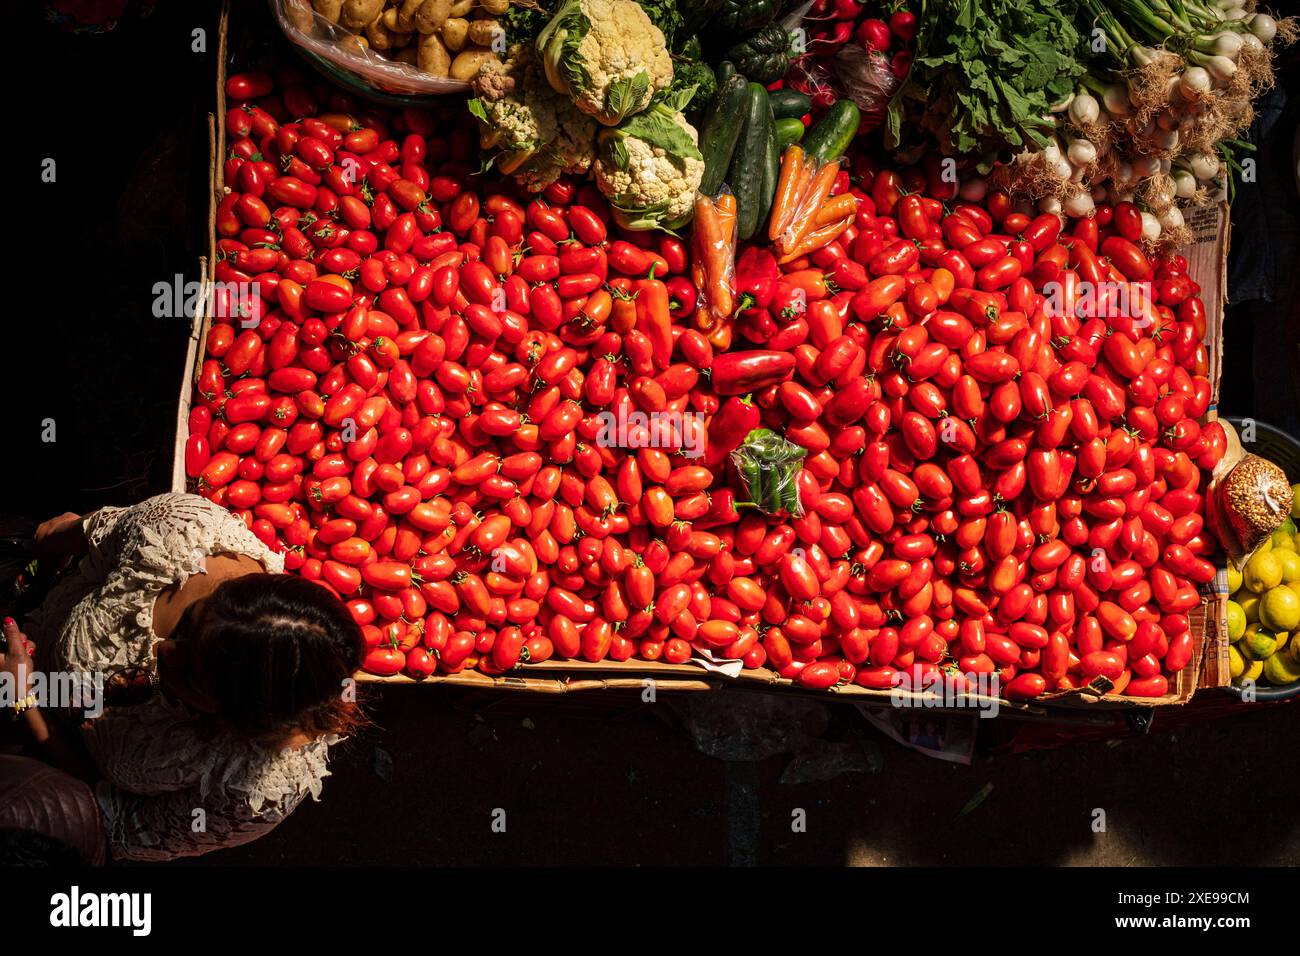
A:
[729,83,771,241]
[698,74,749,197]
[802,100,862,163]
[769,89,811,120]
[774,117,805,150]
[756,99,779,239]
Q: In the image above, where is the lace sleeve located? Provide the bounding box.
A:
[74,506,129,585]
[84,698,334,862]
[96,778,298,862]
[101,492,285,586]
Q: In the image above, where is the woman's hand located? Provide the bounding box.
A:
[33,512,86,565]
[2,617,36,702]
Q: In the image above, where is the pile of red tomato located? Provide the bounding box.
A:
[188,64,1224,700]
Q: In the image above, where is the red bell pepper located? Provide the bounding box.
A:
[710,351,796,395]
[635,272,674,370]
[706,395,762,466]
[733,247,780,317]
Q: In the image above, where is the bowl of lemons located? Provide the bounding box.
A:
[1223,419,1300,700]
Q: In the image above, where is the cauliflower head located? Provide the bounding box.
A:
[595,99,703,232]
[469,45,597,192]
[536,0,674,127]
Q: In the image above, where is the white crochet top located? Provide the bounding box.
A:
[26,493,337,862]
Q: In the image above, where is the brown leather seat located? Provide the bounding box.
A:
[0,755,106,865]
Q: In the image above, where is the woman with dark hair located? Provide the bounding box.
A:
[2,493,363,861]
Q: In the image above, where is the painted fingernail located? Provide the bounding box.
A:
[3,618,13,626]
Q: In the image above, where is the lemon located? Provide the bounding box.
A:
[1262,652,1300,686]
[1280,517,1297,535]
[1228,644,1245,678]
[1244,551,1284,593]
[1239,593,1261,623]
[1226,601,1247,641]
[1275,631,1292,651]
[1226,565,1243,593]
[1277,550,1300,582]
[1274,531,1297,552]
[1260,587,1300,631]
[1291,484,1300,520]
[1240,658,1264,683]
[1242,628,1279,660]
[1257,537,1273,556]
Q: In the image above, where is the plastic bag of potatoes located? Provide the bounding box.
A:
[274,0,508,95]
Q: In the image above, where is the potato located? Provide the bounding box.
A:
[394,45,419,64]
[466,18,499,48]
[441,17,469,51]
[480,0,510,15]
[381,6,401,29]
[365,17,396,49]
[395,0,423,31]
[417,32,452,76]
[313,0,344,24]
[449,0,475,17]
[414,0,453,33]
[285,0,315,33]
[450,46,497,81]
[339,34,370,54]
[341,0,385,30]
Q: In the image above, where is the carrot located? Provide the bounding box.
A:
[781,159,840,254]
[813,193,858,227]
[774,157,814,242]
[694,195,726,275]
[711,193,737,318]
[768,145,805,241]
[716,191,737,249]
[777,215,853,264]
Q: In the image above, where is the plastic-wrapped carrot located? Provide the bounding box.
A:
[769,145,805,241]
[693,190,737,330]
[779,159,840,255]
[813,192,858,227]
[712,192,736,318]
[777,216,853,264]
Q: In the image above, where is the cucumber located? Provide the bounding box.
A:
[698,75,749,197]
[729,83,771,241]
[802,100,861,163]
[774,117,805,150]
[769,89,811,120]
[715,60,737,90]
[756,99,779,238]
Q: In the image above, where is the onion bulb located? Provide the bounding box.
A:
[1103,84,1131,116]
[1140,211,1162,241]
[1068,93,1100,126]
[1189,151,1220,180]
[1053,156,1074,180]
[1251,13,1277,42]
[1179,66,1212,98]
[1158,206,1185,231]
[1063,190,1095,217]
[1211,32,1244,58]
[1038,195,1063,215]
[1201,55,1238,83]
[1152,126,1180,151]
[1067,138,1097,166]
[1172,167,1196,199]
[1241,33,1265,55]
[1133,154,1162,178]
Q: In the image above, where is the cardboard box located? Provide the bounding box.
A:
[172,0,1230,712]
